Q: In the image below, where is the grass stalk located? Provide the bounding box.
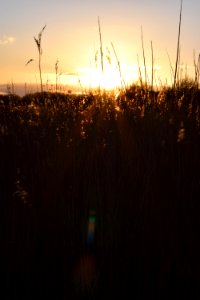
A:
[55,59,59,93]
[197,53,200,88]
[34,25,46,93]
[111,42,127,93]
[78,76,84,94]
[137,54,143,87]
[193,50,200,88]
[174,0,183,88]
[193,50,197,84]
[151,40,154,91]
[141,26,148,90]
[98,17,104,74]
[166,50,174,86]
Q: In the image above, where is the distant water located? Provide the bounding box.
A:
[0,83,79,97]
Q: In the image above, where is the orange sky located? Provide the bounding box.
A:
[0,0,200,91]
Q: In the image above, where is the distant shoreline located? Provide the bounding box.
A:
[0,83,80,97]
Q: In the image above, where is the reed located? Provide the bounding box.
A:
[193,50,200,88]
[55,59,59,93]
[174,0,183,88]
[34,25,46,93]
[111,42,127,93]
[166,50,174,86]
[151,40,154,91]
[141,26,148,90]
[1,70,200,299]
[137,54,143,87]
[98,17,104,74]
[2,6,200,299]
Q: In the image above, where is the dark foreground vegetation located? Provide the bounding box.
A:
[1,83,200,299]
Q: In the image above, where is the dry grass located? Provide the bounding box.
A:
[1,4,200,298]
[0,84,200,299]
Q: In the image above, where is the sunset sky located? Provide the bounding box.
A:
[0,0,200,91]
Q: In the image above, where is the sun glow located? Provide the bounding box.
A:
[81,66,122,90]
[38,60,164,93]
[76,62,139,91]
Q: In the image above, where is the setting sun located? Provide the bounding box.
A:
[43,62,140,92]
[0,0,199,94]
[1,1,200,299]
[77,63,129,91]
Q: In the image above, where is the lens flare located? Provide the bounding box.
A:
[72,209,98,293]
[87,209,96,247]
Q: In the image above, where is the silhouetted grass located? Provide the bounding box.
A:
[0,85,200,299]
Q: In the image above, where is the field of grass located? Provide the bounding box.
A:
[0,82,200,299]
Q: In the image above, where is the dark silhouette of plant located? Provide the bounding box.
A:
[55,59,59,93]
[34,25,46,93]
[111,42,126,93]
[174,0,183,88]
[98,17,104,74]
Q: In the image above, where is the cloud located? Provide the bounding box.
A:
[0,36,16,46]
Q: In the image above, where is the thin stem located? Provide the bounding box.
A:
[39,51,43,93]
[34,25,46,93]
[111,42,126,92]
[197,53,200,88]
[141,26,147,89]
[98,17,104,74]
[166,50,174,86]
[137,54,143,87]
[55,59,59,93]
[174,0,183,88]
[151,40,154,91]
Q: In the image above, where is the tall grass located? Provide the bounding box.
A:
[98,17,104,74]
[174,0,183,88]
[141,26,148,90]
[111,42,127,93]
[1,5,200,299]
[34,25,46,93]
[151,40,154,91]
[1,79,200,298]
[55,59,59,93]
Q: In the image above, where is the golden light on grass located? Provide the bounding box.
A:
[23,59,164,94]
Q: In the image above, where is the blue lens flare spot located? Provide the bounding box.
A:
[87,209,96,246]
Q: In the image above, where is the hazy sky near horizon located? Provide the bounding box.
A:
[0,0,200,88]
